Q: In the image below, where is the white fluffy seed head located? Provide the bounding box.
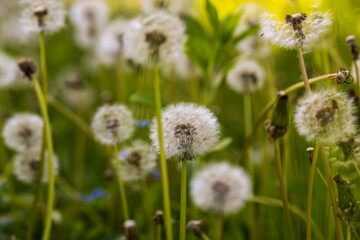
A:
[2,114,43,153]
[115,139,157,182]
[260,11,332,50]
[91,104,135,145]
[20,0,65,34]
[0,53,19,88]
[70,0,109,47]
[294,89,357,144]
[13,151,59,184]
[142,0,191,16]
[190,161,251,216]
[123,11,186,67]
[150,103,220,161]
[226,59,264,93]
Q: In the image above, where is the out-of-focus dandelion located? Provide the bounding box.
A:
[2,113,43,153]
[142,0,192,16]
[0,53,19,88]
[190,162,251,216]
[91,104,135,145]
[70,0,109,47]
[294,89,357,144]
[226,59,264,93]
[20,0,65,34]
[162,51,200,80]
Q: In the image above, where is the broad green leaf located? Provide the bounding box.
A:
[183,15,208,39]
[219,12,241,43]
[205,0,219,32]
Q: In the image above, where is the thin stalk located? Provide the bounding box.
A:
[350,156,360,179]
[316,168,328,187]
[39,31,48,99]
[297,47,311,94]
[179,159,187,240]
[113,144,129,220]
[354,60,360,99]
[320,145,344,240]
[306,143,320,240]
[347,226,351,240]
[214,217,223,240]
[350,224,360,240]
[275,140,294,240]
[200,233,210,240]
[0,117,8,171]
[157,225,162,240]
[33,77,55,240]
[153,66,173,240]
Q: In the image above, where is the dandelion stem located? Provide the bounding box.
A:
[306,143,320,240]
[33,77,55,240]
[153,66,173,240]
[347,226,351,240]
[351,157,360,179]
[297,47,311,94]
[179,158,187,240]
[274,140,294,240]
[157,225,162,240]
[113,144,129,220]
[39,31,48,99]
[316,168,328,187]
[214,217,223,240]
[350,224,360,240]
[200,232,210,240]
[320,145,344,240]
[354,60,360,100]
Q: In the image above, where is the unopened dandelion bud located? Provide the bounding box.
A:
[187,220,204,238]
[306,147,314,163]
[335,68,353,84]
[124,220,137,240]
[265,91,289,142]
[333,174,359,224]
[18,59,36,80]
[153,210,164,226]
[346,35,359,60]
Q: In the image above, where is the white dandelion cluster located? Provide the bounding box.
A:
[91,104,135,145]
[70,0,109,47]
[294,89,357,144]
[116,139,157,182]
[13,151,59,184]
[142,0,191,16]
[150,103,220,160]
[190,162,252,216]
[2,113,43,153]
[260,11,332,49]
[226,59,264,93]
[20,0,65,34]
[0,53,19,88]
[123,11,186,67]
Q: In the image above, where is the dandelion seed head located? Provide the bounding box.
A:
[150,103,220,160]
[2,113,43,153]
[13,151,59,184]
[0,53,19,88]
[190,162,251,216]
[142,0,191,16]
[123,11,186,67]
[91,104,135,145]
[260,11,332,50]
[226,59,264,93]
[70,0,109,47]
[294,89,357,144]
[21,0,65,34]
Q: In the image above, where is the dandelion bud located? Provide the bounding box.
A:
[265,92,289,142]
[333,174,359,224]
[187,220,204,238]
[153,210,164,226]
[306,147,314,163]
[18,59,36,80]
[123,220,137,240]
[346,35,359,60]
[335,68,352,84]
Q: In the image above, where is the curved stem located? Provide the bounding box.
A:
[154,66,173,240]
[200,232,210,240]
[316,168,328,188]
[306,143,320,240]
[179,159,187,240]
[113,144,129,220]
[33,77,55,240]
[297,47,311,94]
[320,145,344,240]
[351,157,360,179]
[351,224,360,240]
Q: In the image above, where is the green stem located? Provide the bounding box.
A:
[157,225,162,240]
[39,32,48,100]
[154,66,173,240]
[113,144,129,220]
[320,145,344,240]
[214,217,223,240]
[239,73,337,164]
[275,140,294,240]
[179,159,187,240]
[202,68,211,107]
[297,47,311,94]
[200,232,210,240]
[354,60,360,99]
[316,168,328,188]
[351,157,360,179]
[348,226,351,240]
[350,224,360,240]
[306,143,320,240]
[33,77,55,240]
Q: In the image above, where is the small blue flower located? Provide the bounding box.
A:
[119,150,130,160]
[136,120,150,128]
[82,188,108,203]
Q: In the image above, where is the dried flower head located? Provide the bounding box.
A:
[335,68,353,85]
[123,11,186,66]
[0,53,18,88]
[2,113,43,153]
[226,59,264,93]
[294,89,357,144]
[21,0,65,34]
[13,151,59,184]
[153,210,164,225]
[346,35,359,60]
[70,0,109,47]
[18,58,36,80]
[142,0,191,16]
[261,11,332,49]
[190,162,251,216]
[116,139,157,182]
[187,220,205,238]
[150,103,220,161]
[91,104,135,145]
[123,219,137,240]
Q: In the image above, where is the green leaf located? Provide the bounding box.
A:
[205,0,219,32]
[183,15,208,39]
[185,37,212,71]
[219,12,241,43]
[211,137,233,152]
[233,24,260,44]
